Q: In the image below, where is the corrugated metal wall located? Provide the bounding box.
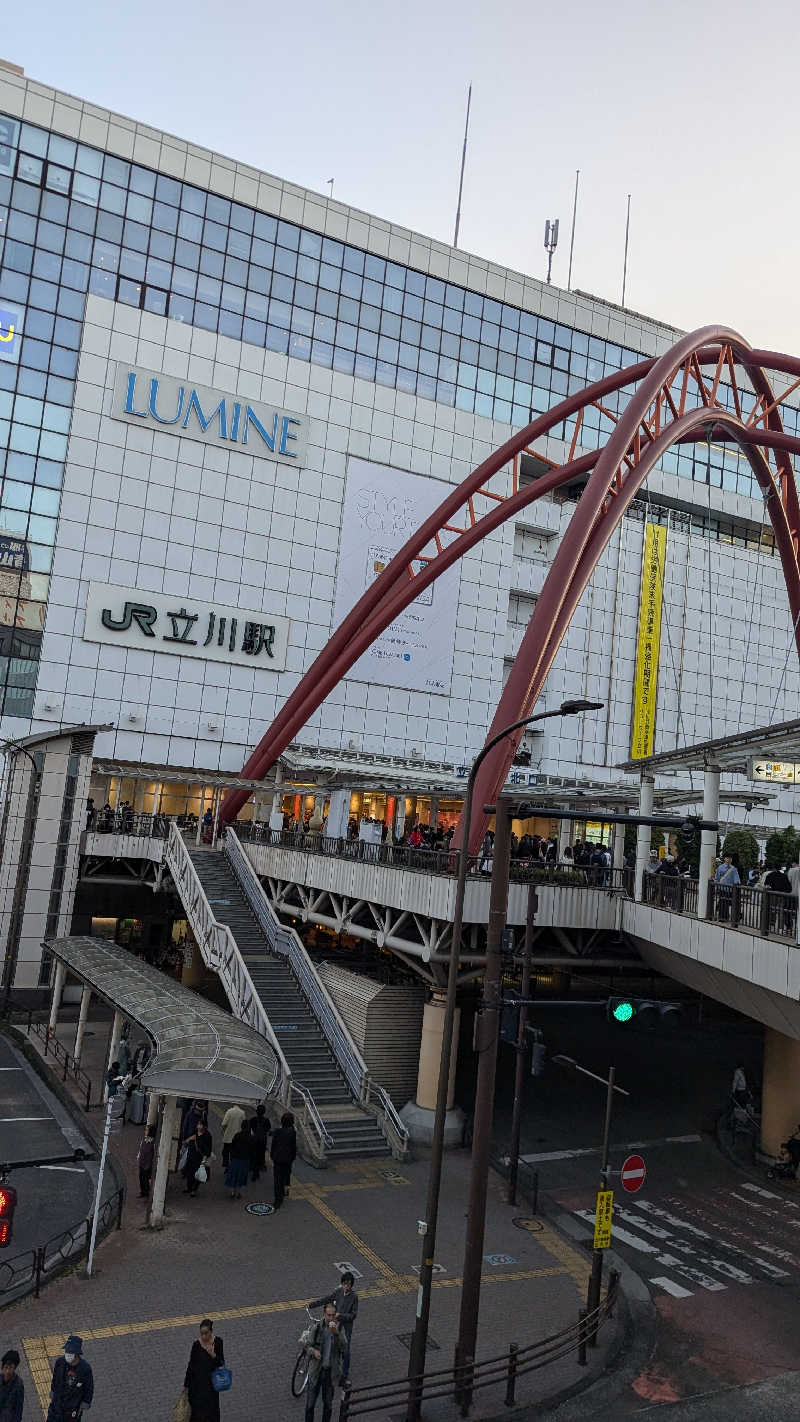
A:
[318,963,426,1105]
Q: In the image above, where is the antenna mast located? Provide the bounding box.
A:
[544,218,560,284]
[453,84,472,248]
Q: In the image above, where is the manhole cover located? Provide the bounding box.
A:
[397,1333,439,1351]
[513,1216,544,1233]
[246,1202,275,1216]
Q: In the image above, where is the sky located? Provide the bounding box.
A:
[6,0,800,350]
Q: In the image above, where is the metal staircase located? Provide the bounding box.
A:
[164,823,408,1162]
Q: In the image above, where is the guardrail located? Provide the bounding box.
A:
[338,1271,619,1418]
[235,824,634,891]
[87,811,175,838]
[164,823,332,1158]
[224,831,409,1160]
[24,1014,95,1111]
[645,873,797,941]
[0,1186,124,1302]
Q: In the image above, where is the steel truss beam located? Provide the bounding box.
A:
[220,329,800,851]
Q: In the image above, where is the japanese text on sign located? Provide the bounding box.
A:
[631,522,667,759]
[84,583,290,672]
[593,1189,614,1250]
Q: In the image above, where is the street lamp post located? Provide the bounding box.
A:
[406,699,603,1420]
[507,881,537,1207]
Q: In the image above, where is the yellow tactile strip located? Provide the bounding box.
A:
[22,1265,571,1416]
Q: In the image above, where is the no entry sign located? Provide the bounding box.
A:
[620,1154,646,1193]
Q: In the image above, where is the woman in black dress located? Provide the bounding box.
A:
[184,1319,224,1422]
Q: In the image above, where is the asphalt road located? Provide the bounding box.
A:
[489,1005,800,1416]
[0,1034,96,1264]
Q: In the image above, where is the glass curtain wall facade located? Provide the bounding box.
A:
[0,107,786,717]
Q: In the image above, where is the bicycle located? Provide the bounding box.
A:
[291,1307,320,1397]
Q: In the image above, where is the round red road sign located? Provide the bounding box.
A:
[620,1153,646,1193]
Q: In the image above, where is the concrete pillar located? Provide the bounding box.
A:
[634,776,655,902]
[430,796,440,830]
[761,1027,800,1156]
[697,765,720,919]
[149,1094,179,1228]
[269,765,285,831]
[103,1010,123,1101]
[73,984,91,1064]
[612,821,625,876]
[415,995,460,1111]
[48,961,66,1033]
[146,1090,160,1129]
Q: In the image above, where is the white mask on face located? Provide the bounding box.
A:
[64,1353,76,1364]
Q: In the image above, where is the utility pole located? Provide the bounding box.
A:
[507,882,537,1205]
[454,802,512,1408]
[586,1066,615,1333]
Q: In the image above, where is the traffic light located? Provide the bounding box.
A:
[607,997,683,1029]
[679,818,700,853]
[500,993,520,1044]
[0,1183,17,1248]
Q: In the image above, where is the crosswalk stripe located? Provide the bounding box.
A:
[574,1211,726,1290]
[635,1200,712,1240]
[739,1182,800,1209]
[649,1276,693,1298]
[613,1207,755,1284]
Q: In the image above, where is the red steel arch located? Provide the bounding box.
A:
[221,326,800,850]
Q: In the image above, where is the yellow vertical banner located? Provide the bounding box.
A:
[631,522,667,759]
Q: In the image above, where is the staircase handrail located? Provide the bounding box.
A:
[367,1081,411,1159]
[164,824,332,1154]
[224,829,371,1105]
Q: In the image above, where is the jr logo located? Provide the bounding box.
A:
[0,306,22,364]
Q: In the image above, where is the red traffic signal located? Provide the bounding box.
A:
[0,1184,17,1248]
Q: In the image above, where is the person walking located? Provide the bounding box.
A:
[270,1111,297,1209]
[224,1125,250,1200]
[249,1104,270,1182]
[184,1319,225,1422]
[713,852,740,920]
[300,1302,344,1422]
[182,1119,213,1197]
[0,1350,24,1422]
[46,1336,93,1422]
[137,1124,156,1198]
[308,1271,358,1380]
[220,1103,245,1170]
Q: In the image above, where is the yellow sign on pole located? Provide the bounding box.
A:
[631,522,667,759]
[593,1189,614,1249]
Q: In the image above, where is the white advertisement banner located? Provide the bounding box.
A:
[332,458,459,696]
[84,583,290,672]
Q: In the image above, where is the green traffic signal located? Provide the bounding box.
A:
[612,1000,635,1023]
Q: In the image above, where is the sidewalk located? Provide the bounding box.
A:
[2,1014,620,1421]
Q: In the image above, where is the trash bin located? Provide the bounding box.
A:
[128,1089,147,1125]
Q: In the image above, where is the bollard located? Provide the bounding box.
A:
[116,1189,124,1231]
[504,1342,519,1407]
[531,1167,539,1215]
[84,1078,91,1112]
[62,1054,69,1082]
[33,1246,45,1299]
[606,1268,620,1318]
[577,1309,588,1366]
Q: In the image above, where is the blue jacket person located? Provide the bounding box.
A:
[47,1335,94,1422]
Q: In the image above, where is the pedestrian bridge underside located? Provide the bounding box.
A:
[79,828,800,1039]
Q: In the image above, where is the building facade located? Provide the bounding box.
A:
[1,64,799,987]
